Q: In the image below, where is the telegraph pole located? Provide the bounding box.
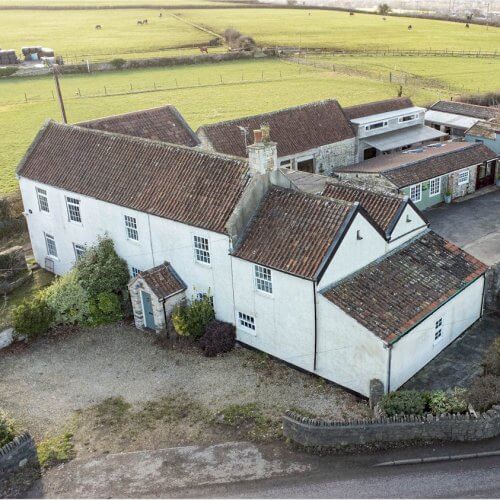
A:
[52,64,67,124]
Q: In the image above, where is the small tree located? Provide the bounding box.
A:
[110,58,126,70]
[75,237,129,297]
[377,3,391,15]
[12,296,54,339]
[172,294,215,340]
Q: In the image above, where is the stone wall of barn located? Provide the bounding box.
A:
[448,165,478,199]
[315,138,357,175]
[332,171,398,194]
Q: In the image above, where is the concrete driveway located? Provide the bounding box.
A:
[425,188,500,265]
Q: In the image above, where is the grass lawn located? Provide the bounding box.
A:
[0,58,450,195]
[179,8,500,51]
[0,0,233,5]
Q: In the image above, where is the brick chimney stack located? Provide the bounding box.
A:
[248,125,278,175]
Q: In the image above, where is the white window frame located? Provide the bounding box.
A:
[409,183,422,203]
[398,114,417,123]
[254,264,273,295]
[428,176,441,197]
[36,187,49,213]
[131,266,141,278]
[73,243,86,260]
[193,235,210,265]
[238,311,255,332]
[44,233,58,258]
[196,291,214,307]
[365,120,388,131]
[66,196,82,223]
[457,170,470,186]
[124,215,139,241]
[434,317,443,343]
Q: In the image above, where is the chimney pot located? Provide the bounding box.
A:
[253,129,263,144]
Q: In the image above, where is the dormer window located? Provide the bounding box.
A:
[365,121,388,131]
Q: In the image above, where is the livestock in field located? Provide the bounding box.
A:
[95,24,102,29]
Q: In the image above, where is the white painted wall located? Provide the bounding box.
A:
[315,294,388,397]
[318,212,387,287]
[390,276,485,390]
[231,256,316,373]
[386,204,427,250]
[19,177,235,323]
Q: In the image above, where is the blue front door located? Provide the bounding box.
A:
[141,291,155,329]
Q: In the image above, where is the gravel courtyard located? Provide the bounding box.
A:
[0,323,368,440]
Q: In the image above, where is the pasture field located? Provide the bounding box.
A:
[0,58,449,195]
[0,0,232,5]
[179,8,500,51]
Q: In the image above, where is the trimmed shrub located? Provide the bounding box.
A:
[483,338,500,376]
[0,67,17,78]
[75,237,129,296]
[110,58,126,69]
[88,291,122,325]
[199,320,235,357]
[0,411,16,448]
[12,296,54,338]
[172,294,214,340]
[41,270,90,325]
[466,375,500,412]
[427,388,467,415]
[380,390,427,417]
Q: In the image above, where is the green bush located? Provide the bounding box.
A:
[75,237,129,296]
[0,67,17,78]
[41,270,90,325]
[466,375,500,412]
[427,388,467,415]
[88,291,122,325]
[172,294,214,340]
[380,390,427,417]
[0,410,16,448]
[110,58,126,69]
[12,296,54,338]
[483,338,500,376]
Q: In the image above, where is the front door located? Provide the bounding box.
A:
[141,291,155,329]
[476,161,495,190]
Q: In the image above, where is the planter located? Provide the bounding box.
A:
[444,194,452,204]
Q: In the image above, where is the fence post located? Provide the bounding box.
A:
[104,86,107,95]
[51,90,55,101]
[175,78,178,87]
[24,92,27,103]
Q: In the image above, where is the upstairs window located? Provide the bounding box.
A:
[45,233,58,258]
[429,177,441,197]
[398,114,417,123]
[193,235,210,264]
[434,318,443,342]
[36,187,49,213]
[238,312,255,331]
[409,183,422,203]
[73,243,86,260]
[458,170,470,185]
[365,121,388,131]
[66,197,81,223]
[124,215,139,241]
[255,265,273,294]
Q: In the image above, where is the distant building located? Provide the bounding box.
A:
[465,119,500,156]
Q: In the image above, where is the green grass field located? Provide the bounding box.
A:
[0,58,452,195]
[179,8,500,51]
[0,0,233,5]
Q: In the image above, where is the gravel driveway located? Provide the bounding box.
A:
[0,324,367,438]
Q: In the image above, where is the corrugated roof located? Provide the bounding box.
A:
[77,105,199,147]
[322,231,487,343]
[344,97,414,120]
[17,121,249,234]
[232,187,356,280]
[430,101,500,121]
[197,99,354,159]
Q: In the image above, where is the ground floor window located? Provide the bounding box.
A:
[131,266,141,278]
[429,177,441,197]
[44,233,58,258]
[409,183,422,203]
[73,243,86,260]
[238,312,255,332]
[458,170,470,185]
[434,318,443,343]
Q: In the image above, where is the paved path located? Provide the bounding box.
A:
[404,312,500,391]
[425,188,500,266]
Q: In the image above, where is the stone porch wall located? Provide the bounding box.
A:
[448,165,478,200]
[0,433,37,475]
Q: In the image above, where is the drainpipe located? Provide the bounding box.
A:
[313,281,318,371]
[385,343,393,393]
[161,298,169,339]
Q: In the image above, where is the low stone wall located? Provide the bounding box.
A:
[0,433,38,475]
[283,405,500,449]
[484,263,500,311]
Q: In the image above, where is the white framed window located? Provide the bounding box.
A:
[124,215,139,241]
[429,177,441,197]
[458,170,470,186]
[365,121,388,131]
[36,187,49,213]
[131,266,141,278]
[196,291,214,307]
[44,233,58,258]
[409,183,422,203]
[280,159,292,168]
[66,196,81,223]
[434,318,443,343]
[254,265,273,294]
[398,114,417,123]
[73,243,86,260]
[238,312,255,331]
[193,235,210,264]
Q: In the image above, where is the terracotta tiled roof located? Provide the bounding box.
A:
[322,231,487,343]
[430,101,500,121]
[17,121,249,234]
[323,182,406,234]
[77,105,199,147]
[340,142,497,188]
[344,97,414,120]
[197,99,354,159]
[232,187,356,279]
[136,263,186,299]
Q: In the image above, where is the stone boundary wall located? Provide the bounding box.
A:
[283,405,500,448]
[0,433,37,474]
[484,263,500,311]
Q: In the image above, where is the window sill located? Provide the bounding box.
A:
[255,289,274,299]
[195,260,212,268]
[238,326,256,336]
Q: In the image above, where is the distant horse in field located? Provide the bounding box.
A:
[465,23,470,28]
[382,17,386,20]
[95,24,102,29]
[408,24,413,30]
[200,46,208,54]
[137,20,143,25]
[159,12,162,17]
[143,19,148,24]
[349,11,354,15]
